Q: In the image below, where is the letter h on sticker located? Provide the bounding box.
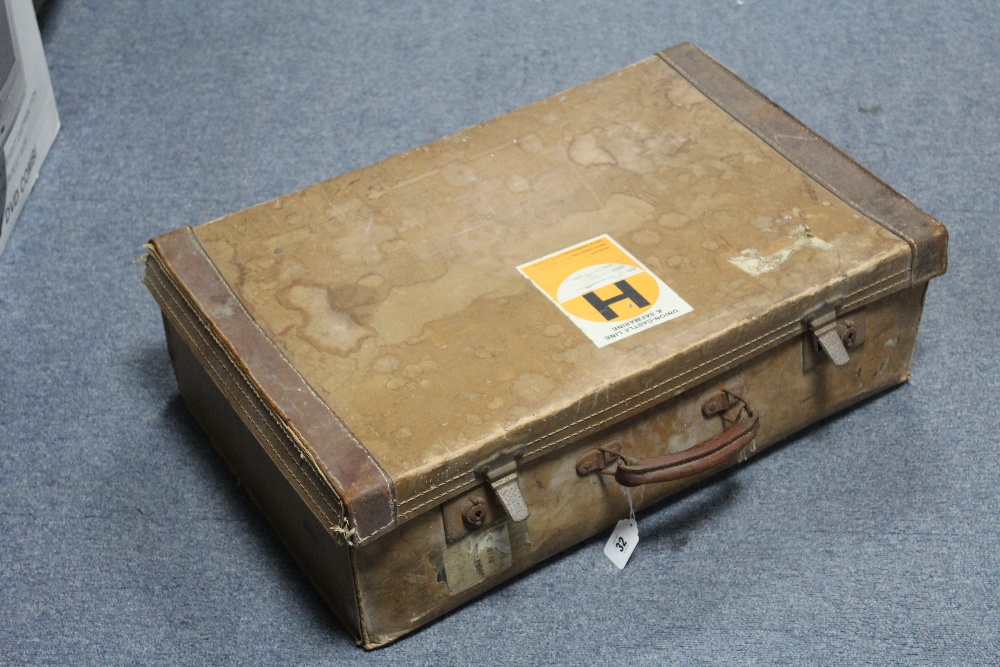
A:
[582,280,649,321]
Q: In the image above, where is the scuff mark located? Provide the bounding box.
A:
[771,133,818,143]
[728,224,832,277]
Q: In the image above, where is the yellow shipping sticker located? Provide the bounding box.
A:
[517,235,692,348]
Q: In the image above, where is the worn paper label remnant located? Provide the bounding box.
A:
[442,522,513,595]
[518,235,692,348]
[728,224,832,276]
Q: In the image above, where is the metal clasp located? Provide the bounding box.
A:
[803,305,865,370]
[807,306,850,366]
[476,447,530,523]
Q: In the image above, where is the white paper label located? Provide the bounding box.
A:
[603,519,639,570]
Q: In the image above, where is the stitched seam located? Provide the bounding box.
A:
[147,262,347,533]
[658,51,918,262]
[842,275,909,311]
[184,234,397,537]
[399,269,909,514]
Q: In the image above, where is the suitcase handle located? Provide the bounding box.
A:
[614,409,759,486]
[576,390,760,487]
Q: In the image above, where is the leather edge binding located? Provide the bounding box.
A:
[658,42,948,285]
[145,226,397,546]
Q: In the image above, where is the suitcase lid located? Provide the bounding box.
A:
[145,44,946,546]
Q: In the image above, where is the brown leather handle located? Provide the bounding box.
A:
[613,409,760,487]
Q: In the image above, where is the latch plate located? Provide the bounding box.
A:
[803,306,866,371]
[575,441,623,475]
[441,486,502,544]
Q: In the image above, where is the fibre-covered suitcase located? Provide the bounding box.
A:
[142,43,947,648]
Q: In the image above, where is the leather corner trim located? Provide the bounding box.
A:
[149,226,397,545]
[657,43,947,284]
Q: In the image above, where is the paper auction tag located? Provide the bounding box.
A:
[604,519,639,570]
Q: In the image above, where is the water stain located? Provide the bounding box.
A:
[568,122,686,174]
[568,130,617,166]
[659,212,689,229]
[281,283,371,353]
[358,273,385,288]
[542,324,564,338]
[666,255,691,270]
[386,377,407,391]
[516,133,544,153]
[630,228,661,246]
[373,355,399,373]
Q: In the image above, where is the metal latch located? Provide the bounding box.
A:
[804,305,864,369]
[477,452,530,523]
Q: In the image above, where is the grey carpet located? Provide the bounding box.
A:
[1,1,996,664]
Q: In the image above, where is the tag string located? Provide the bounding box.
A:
[622,486,636,526]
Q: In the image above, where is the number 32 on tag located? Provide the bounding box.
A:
[603,519,639,570]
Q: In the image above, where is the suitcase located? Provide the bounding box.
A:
[142,43,947,648]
